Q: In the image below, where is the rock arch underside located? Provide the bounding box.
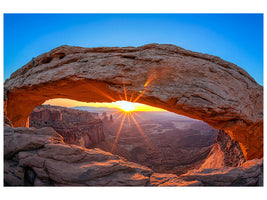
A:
[4,44,263,161]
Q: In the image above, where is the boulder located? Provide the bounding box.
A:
[4,126,63,159]
[4,160,24,186]
[5,125,153,186]
[181,159,263,186]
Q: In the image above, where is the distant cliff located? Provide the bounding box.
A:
[30,105,106,148]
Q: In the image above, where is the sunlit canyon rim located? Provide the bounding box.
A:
[4,44,263,186]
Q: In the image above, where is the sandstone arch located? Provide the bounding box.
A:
[4,44,263,160]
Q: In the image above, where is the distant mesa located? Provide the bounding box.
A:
[73,106,120,113]
[30,105,107,148]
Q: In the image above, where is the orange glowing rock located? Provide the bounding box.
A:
[4,44,263,160]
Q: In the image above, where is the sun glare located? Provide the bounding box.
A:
[43,72,167,112]
[116,101,135,112]
[42,75,163,153]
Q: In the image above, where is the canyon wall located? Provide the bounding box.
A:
[30,105,218,176]
[4,43,263,160]
[30,105,105,148]
[200,130,246,169]
[29,105,245,176]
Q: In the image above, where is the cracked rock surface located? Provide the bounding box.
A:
[4,126,263,186]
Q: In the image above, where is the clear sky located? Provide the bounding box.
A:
[4,14,263,85]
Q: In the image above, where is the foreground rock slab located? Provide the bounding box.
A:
[4,126,153,186]
[4,126,263,186]
[181,159,263,186]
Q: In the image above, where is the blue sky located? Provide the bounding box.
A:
[4,14,263,85]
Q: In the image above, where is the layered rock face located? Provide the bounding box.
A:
[4,44,263,160]
[200,130,246,169]
[30,105,105,148]
[4,125,263,186]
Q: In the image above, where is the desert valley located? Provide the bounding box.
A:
[30,105,218,176]
[4,43,263,186]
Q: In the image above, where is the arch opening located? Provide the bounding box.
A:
[4,44,263,161]
[5,76,262,161]
[29,98,224,175]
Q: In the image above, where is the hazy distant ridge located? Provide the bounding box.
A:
[72,106,201,121]
[72,106,120,113]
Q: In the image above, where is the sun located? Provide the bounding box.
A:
[116,101,135,112]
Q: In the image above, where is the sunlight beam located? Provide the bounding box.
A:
[118,94,123,101]
[129,113,155,151]
[132,111,145,121]
[85,83,116,102]
[129,91,134,102]
[111,113,127,152]
[113,112,125,123]
[133,87,149,103]
[127,113,131,127]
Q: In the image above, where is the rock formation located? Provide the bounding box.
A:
[30,105,217,175]
[30,105,105,148]
[180,158,263,186]
[200,130,246,169]
[4,44,263,160]
[4,125,263,186]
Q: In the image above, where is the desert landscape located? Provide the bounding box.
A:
[30,105,218,175]
[4,43,263,186]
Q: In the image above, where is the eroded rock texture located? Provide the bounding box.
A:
[181,159,263,186]
[4,44,263,160]
[200,130,246,169]
[30,105,105,148]
[4,126,153,186]
[4,126,263,186]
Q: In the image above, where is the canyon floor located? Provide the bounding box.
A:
[96,111,218,175]
[4,105,263,186]
[4,124,263,186]
[30,105,218,176]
